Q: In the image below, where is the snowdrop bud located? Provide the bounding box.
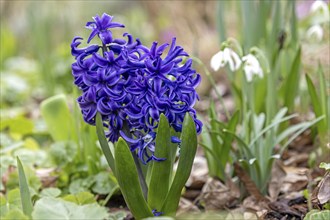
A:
[242,54,264,82]
[306,24,324,42]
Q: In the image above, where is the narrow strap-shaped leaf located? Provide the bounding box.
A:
[306,74,322,117]
[96,112,116,173]
[284,47,301,112]
[317,64,328,128]
[17,157,33,218]
[222,129,253,158]
[161,113,197,216]
[148,114,172,211]
[279,116,324,154]
[248,114,297,148]
[200,131,221,178]
[115,138,153,219]
[199,142,225,172]
[220,110,240,163]
[306,74,326,133]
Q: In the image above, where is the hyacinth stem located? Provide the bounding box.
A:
[132,152,148,200]
[122,125,148,200]
[102,43,107,55]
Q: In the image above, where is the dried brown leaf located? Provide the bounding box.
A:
[234,162,268,202]
[312,171,330,205]
[199,177,239,210]
[281,166,308,193]
[185,156,208,189]
[268,160,286,201]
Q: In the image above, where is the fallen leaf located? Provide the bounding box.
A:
[281,166,308,193]
[242,196,268,213]
[185,156,208,189]
[199,177,239,210]
[312,171,330,206]
[234,162,267,202]
[268,160,286,201]
[177,197,200,216]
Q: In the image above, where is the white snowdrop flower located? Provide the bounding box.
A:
[310,0,329,24]
[223,48,242,72]
[210,48,241,72]
[306,24,324,41]
[210,50,226,71]
[242,54,264,82]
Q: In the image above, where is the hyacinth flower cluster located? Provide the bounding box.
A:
[71,13,202,164]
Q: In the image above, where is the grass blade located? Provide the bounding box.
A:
[96,112,116,173]
[17,157,33,218]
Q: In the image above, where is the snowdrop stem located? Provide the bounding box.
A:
[191,57,231,120]
[227,38,244,56]
[244,79,255,113]
[250,47,270,74]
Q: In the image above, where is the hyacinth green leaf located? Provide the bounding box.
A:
[96,112,115,173]
[17,157,33,218]
[161,113,197,216]
[115,138,153,219]
[148,114,172,211]
[40,94,76,141]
